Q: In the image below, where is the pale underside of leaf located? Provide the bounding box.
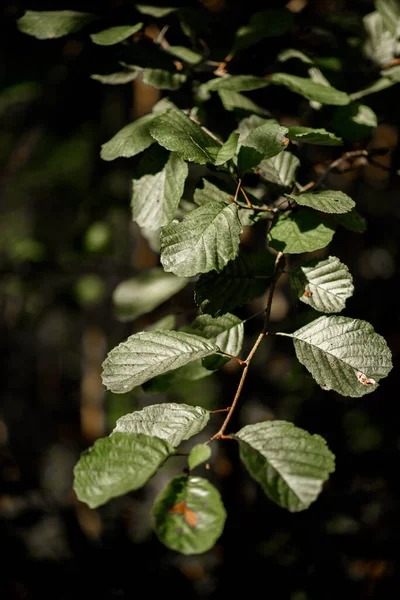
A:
[285,315,393,397]
[102,330,218,393]
[257,152,300,187]
[113,403,210,447]
[131,153,188,230]
[291,256,354,313]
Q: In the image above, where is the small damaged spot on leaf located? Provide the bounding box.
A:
[303,290,312,298]
[282,137,289,146]
[356,371,376,385]
[169,500,199,528]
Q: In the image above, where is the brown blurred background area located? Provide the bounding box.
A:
[1,1,400,599]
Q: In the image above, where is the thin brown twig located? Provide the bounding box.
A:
[207,252,284,442]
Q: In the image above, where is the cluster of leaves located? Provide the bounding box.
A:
[17,2,396,555]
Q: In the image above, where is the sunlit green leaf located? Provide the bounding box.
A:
[239,122,289,171]
[288,126,343,146]
[101,113,159,161]
[131,153,188,230]
[149,109,221,164]
[142,69,187,90]
[214,132,239,165]
[91,69,141,84]
[112,267,188,321]
[218,90,271,116]
[233,421,335,512]
[195,250,275,316]
[113,403,210,446]
[17,10,95,39]
[152,475,226,554]
[290,256,354,313]
[287,190,355,214]
[102,330,218,393]
[165,45,202,65]
[188,445,211,471]
[268,211,336,254]
[281,316,393,397]
[269,73,350,105]
[200,75,270,94]
[90,23,142,45]
[135,5,177,17]
[74,433,175,508]
[160,201,242,277]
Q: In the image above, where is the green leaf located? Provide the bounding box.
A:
[269,73,350,105]
[200,75,270,94]
[282,316,393,397]
[382,64,400,81]
[234,9,294,50]
[238,122,289,171]
[135,5,177,17]
[91,70,141,85]
[193,179,256,227]
[149,109,222,164]
[113,403,210,446]
[112,267,188,321]
[101,113,159,161]
[90,23,142,45]
[214,132,239,166]
[331,104,378,141]
[218,90,271,116]
[290,256,354,313]
[152,475,226,554]
[166,45,203,65]
[288,126,343,146]
[195,250,275,316]
[17,10,95,39]
[268,211,336,254]
[73,433,175,508]
[142,69,187,90]
[185,313,244,370]
[257,152,300,187]
[364,11,398,66]
[102,330,218,393]
[375,0,400,36]
[334,208,367,233]
[188,445,211,471]
[287,190,355,214]
[160,201,242,277]
[350,76,395,101]
[131,153,188,230]
[277,48,314,64]
[233,421,335,512]
[236,115,272,144]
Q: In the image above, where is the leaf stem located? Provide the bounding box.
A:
[207,252,284,442]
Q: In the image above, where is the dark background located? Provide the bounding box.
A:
[1,1,399,598]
